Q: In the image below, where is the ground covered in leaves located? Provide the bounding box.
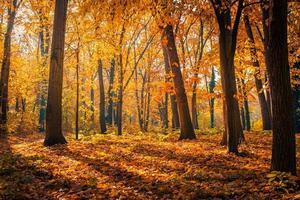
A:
[0,131,299,200]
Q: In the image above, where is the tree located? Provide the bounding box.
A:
[162,45,180,129]
[268,0,296,175]
[0,0,22,134]
[210,0,244,153]
[209,66,216,128]
[162,24,196,140]
[98,60,107,134]
[243,14,271,130]
[44,0,68,146]
[106,59,115,125]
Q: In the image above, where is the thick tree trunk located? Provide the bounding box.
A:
[98,60,107,134]
[44,0,68,146]
[292,60,300,133]
[244,15,271,130]
[212,1,244,153]
[106,59,115,125]
[162,24,196,140]
[0,0,17,134]
[268,0,296,175]
[162,45,180,129]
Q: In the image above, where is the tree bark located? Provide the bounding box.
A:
[261,0,273,121]
[209,67,216,128]
[0,0,18,134]
[98,60,107,134]
[106,59,115,125]
[162,44,179,129]
[75,49,79,140]
[38,23,50,132]
[44,0,68,146]
[162,24,196,140]
[244,15,271,130]
[268,0,296,175]
[292,60,300,133]
[211,0,244,153]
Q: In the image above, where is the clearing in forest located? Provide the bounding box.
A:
[0,131,299,199]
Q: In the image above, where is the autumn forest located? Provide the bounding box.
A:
[0,0,299,199]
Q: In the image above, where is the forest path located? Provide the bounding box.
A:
[0,131,299,199]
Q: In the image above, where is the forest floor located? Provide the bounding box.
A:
[0,130,300,200]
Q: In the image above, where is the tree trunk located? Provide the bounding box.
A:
[116,55,123,135]
[75,49,79,140]
[242,79,250,131]
[212,1,244,153]
[162,24,196,140]
[144,73,151,131]
[38,24,50,132]
[163,93,169,128]
[244,15,271,130]
[44,0,68,146]
[191,91,199,129]
[261,0,273,122]
[221,99,228,146]
[0,0,18,134]
[268,0,296,175]
[209,67,216,128]
[292,60,300,133]
[106,58,115,125]
[98,60,107,134]
[162,42,179,129]
[90,81,95,129]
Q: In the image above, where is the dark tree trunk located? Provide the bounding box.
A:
[209,67,216,128]
[90,81,95,128]
[163,93,169,128]
[21,98,26,112]
[162,24,196,140]
[244,15,271,130]
[191,91,199,129]
[106,59,115,125]
[38,24,50,132]
[0,0,18,134]
[243,99,250,131]
[241,106,246,130]
[241,78,250,131]
[44,0,68,146]
[144,72,151,131]
[15,97,20,112]
[211,0,244,153]
[162,45,180,129]
[98,60,107,134]
[116,25,125,136]
[75,49,79,140]
[268,0,296,175]
[238,77,250,131]
[116,56,123,135]
[292,60,300,133]
[261,0,273,122]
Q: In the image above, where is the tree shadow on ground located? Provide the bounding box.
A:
[0,138,97,200]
